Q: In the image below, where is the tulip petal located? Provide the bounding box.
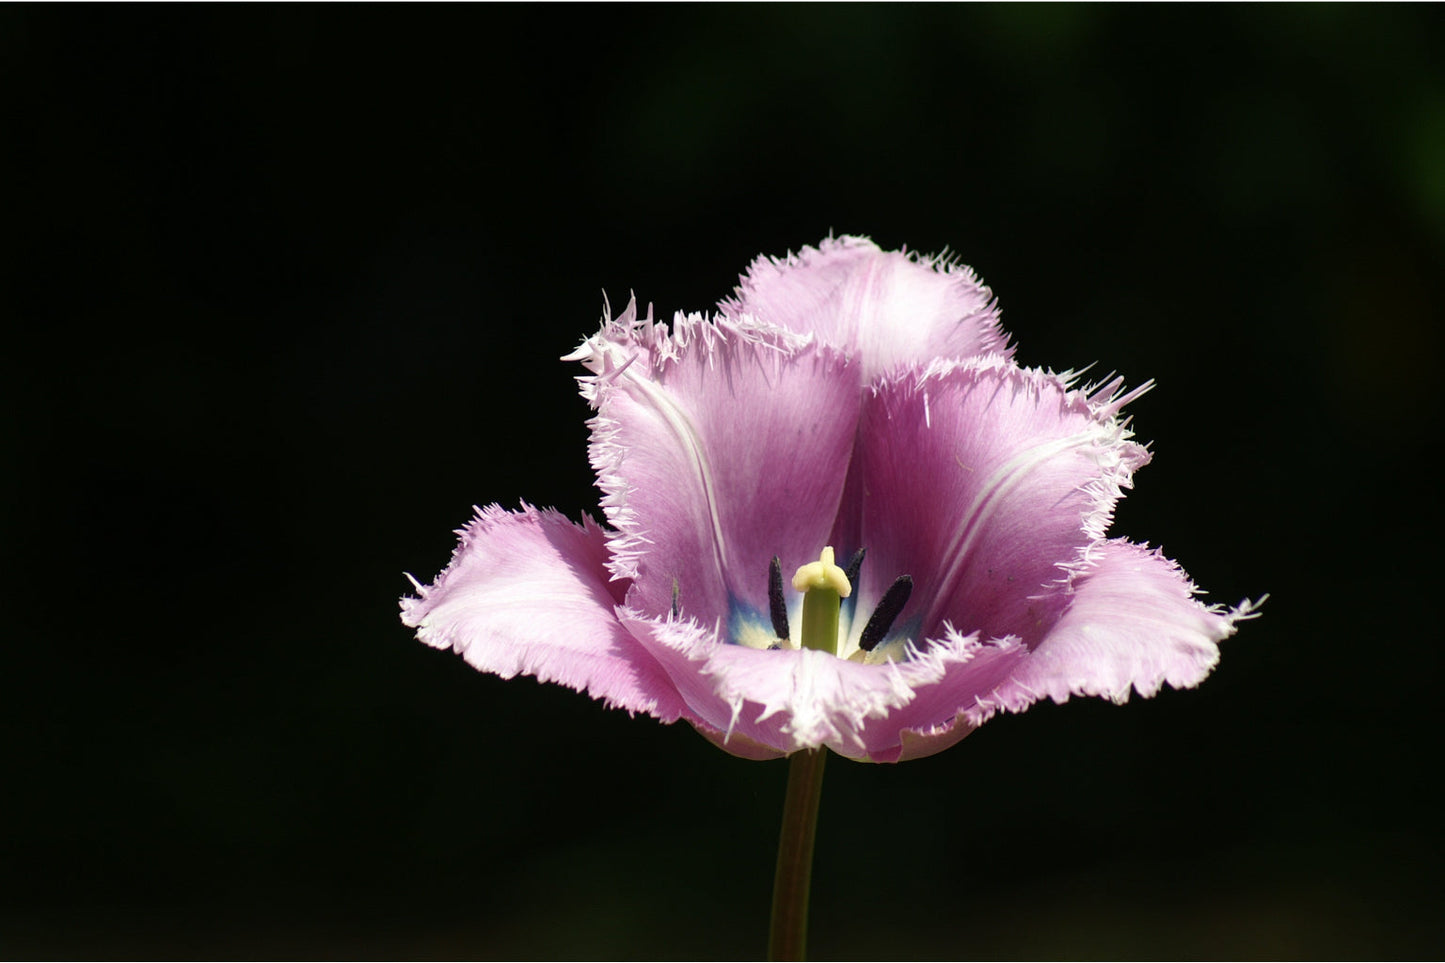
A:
[854,630,1034,762]
[721,235,1011,381]
[839,357,1150,650]
[967,540,1259,719]
[859,544,1257,761]
[623,611,1014,761]
[570,300,861,626]
[691,721,788,761]
[400,503,687,720]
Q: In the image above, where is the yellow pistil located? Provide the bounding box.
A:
[792,546,851,655]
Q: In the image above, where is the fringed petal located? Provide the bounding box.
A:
[720,235,1012,382]
[622,612,1014,762]
[400,504,687,720]
[965,540,1262,724]
[854,629,1034,762]
[838,356,1151,650]
[569,300,861,624]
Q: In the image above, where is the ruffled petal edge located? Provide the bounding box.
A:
[720,234,1014,380]
[966,539,1264,725]
[622,611,1034,762]
[400,503,690,721]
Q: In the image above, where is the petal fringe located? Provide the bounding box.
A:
[572,299,860,625]
[720,234,1013,382]
[400,503,688,720]
[965,540,1263,724]
[623,612,1018,761]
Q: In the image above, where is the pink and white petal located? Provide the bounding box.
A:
[578,308,862,623]
[849,630,1034,762]
[615,611,740,736]
[720,235,1012,382]
[966,539,1259,723]
[703,644,925,759]
[840,357,1150,650]
[623,611,1007,761]
[618,607,843,757]
[400,503,687,721]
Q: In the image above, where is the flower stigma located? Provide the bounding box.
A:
[792,547,851,655]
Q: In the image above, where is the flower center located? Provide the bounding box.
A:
[752,546,914,661]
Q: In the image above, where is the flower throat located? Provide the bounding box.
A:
[765,547,913,659]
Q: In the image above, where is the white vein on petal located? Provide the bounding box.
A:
[566,296,813,586]
[880,356,1153,631]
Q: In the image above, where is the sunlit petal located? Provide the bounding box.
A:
[401,504,686,720]
[571,299,860,624]
[721,234,1011,381]
[967,540,1261,720]
[838,357,1150,649]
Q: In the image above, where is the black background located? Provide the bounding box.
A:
[5,5,1442,958]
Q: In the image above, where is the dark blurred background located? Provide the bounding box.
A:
[4,5,1441,958]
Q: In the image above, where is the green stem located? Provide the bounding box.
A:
[768,747,828,961]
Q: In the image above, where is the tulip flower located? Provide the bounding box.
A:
[401,237,1258,958]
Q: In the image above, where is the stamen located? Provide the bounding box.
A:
[670,579,681,620]
[842,548,866,596]
[859,575,913,652]
[768,556,790,641]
